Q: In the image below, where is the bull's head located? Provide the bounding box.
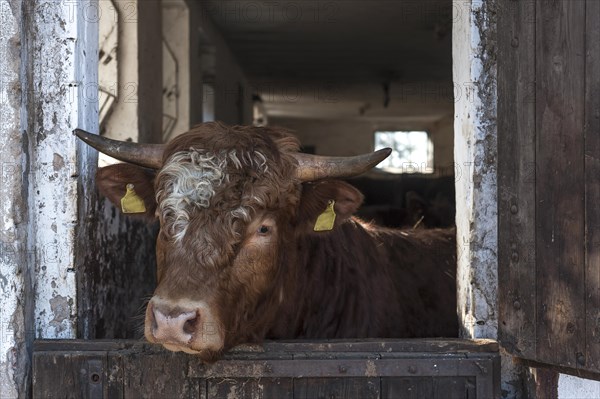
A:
[76,122,390,361]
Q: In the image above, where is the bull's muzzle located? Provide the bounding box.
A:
[145,297,224,355]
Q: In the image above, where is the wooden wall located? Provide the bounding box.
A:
[498,0,600,375]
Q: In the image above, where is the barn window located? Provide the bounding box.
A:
[374,131,434,174]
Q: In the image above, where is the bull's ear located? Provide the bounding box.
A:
[96,163,157,219]
[298,180,364,232]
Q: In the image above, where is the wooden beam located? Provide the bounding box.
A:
[535,0,586,369]
[497,0,537,360]
[584,0,600,373]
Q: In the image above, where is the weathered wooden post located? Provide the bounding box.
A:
[0,1,98,396]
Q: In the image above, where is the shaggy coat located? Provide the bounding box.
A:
[96,122,457,361]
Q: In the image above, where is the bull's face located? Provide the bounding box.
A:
[77,122,389,361]
[147,133,302,360]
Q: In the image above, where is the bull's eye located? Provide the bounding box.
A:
[257,225,270,235]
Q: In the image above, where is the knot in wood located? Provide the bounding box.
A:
[511,252,519,262]
[90,372,101,384]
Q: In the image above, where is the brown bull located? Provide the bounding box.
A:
[76,122,457,362]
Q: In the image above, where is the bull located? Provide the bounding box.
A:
[76,122,457,362]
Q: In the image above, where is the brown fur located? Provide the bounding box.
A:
[95,122,458,361]
[269,223,457,339]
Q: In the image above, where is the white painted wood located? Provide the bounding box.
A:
[26,0,97,340]
[0,1,28,396]
[558,374,600,399]
[453,1,525,397]
[2,0,98,395]
[453,0,498,343]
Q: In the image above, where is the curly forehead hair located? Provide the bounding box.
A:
[154,123,301,252]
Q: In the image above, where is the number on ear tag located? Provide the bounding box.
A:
[121,184,146,214]
[314,200,336,231]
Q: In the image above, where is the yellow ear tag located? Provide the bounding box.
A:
[120,184,146,214]
[314,200,336,231]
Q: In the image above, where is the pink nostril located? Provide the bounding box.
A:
[183,315,198,335]
[151,306,200,344]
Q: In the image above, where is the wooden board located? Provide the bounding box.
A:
[207,378,293,399]
[535,0,586,368]
[584,0,600,372]
[293,378,380,399]
[32,352,106,399]
[32,339,500,399]
[33,338,499,354]
[497,0,537,360]
[499,0,600,375]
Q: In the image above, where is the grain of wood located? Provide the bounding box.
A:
[535,0,586,369]
[32,339,500,398]
[497,0,537,360]
[584,0,600,373]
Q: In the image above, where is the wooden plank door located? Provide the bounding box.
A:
[499,0,600,375]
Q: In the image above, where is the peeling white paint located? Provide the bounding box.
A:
[558,374,600,399]
[24,0,98,341]
[1,1,28,397]
[1,0,98,396]
[28,0,81,340]
[453,0,498,342]
[454,0,511,396]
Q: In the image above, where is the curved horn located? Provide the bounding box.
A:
[293,148,392,181]
[74,129,165,169]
